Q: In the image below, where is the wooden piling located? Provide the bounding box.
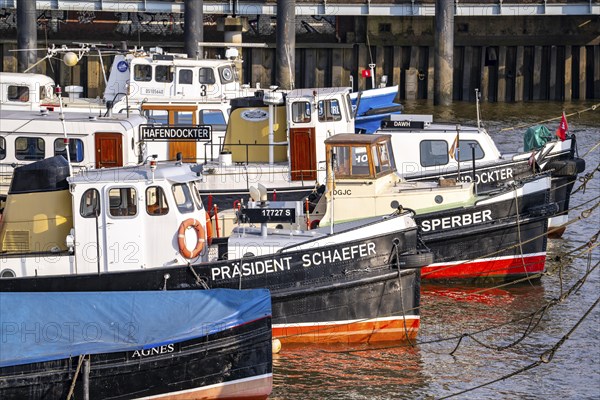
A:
[533,46,542,100]
[332,48,343,87]
[515,46,524,102]
[427,48,434,100]
[462,46,473,101]
[593,45,600,99]
[564,45,572,101]
[2,44,18,72]
[87,56,101,98]
[315,48,328,88]
[497,46,507,102]
[376,45,385,87]
[579,46,586,100]
[549,45,557,100]
[480,47,489,102]
[252,48,270,88]
[393,46,402,90]
[357,44,368,91]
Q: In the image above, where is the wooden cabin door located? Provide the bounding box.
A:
[95,133,123,168]
[168,107,197,162]
[289,128,316,181]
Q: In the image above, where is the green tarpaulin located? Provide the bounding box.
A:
[524,125,553,151]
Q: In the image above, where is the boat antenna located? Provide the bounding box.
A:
[329,150,336,235]
[475,88,481,129]
[56,85,73,177]
[455,124,461,181]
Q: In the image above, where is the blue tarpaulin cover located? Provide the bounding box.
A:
[0,289,271,367]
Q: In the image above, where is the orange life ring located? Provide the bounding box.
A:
[205,211,213,246]
[177,218,206,259]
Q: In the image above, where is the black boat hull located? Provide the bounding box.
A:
[416,185,552,281]
[0,225,421,344]
[0,318,273,400]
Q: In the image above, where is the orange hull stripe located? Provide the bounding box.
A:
[273,318,420,344]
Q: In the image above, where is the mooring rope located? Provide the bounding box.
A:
[66,354,86,400]
[438,295,600,399]
[497,103,599,133]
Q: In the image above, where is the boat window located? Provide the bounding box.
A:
[146,186,169,216]
[218,65,236,84]
[155,66,173,83]
[457,140,485,161]
[375,141,394,174]
[179,69,193,84]
[199,68,216,85]
[80,189,101,218]
[144,109,169,124]
[54,138,84,163]
[0,137,5,160]
[190,182,204,210]
[108,187,138,217]
[133,65,152,82]
[291,102,311,123]
[199,109,226,126]
[7,85,29,102]
[331,145,370,177]
[172,183,195,214]
[318,99,342,122]
[173,111,194,125]
[15,137,45,161]
[372,146,381,174]
[420,140,449,167]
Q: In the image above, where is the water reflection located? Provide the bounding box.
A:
[272,342,425,400]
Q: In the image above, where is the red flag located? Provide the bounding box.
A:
[361,69,371,78]
[556,111,568,141]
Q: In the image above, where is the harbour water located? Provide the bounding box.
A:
[271,101,600,399]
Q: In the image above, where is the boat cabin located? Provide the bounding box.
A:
[0,157,211,278]
[379,114,502,177]
[0,72,55,111]
[315,133,475,225]
[213,87,354,184]
[0,109,147,196]
[104,48,247,106]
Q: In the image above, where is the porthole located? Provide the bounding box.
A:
[0,269,16,278]
[221,67,232,81]
[435,195,443,204]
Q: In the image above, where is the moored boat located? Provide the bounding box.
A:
[0,156,430,344]
[378,114,585,237]
[309,133,555,281]
[350,85,403,134]
[0,289,273,399]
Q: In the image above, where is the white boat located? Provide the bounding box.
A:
[378,113,585,236]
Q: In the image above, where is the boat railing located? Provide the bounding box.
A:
[215,142,289,166]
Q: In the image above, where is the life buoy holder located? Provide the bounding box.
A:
[205,211,213,246]
[177,218,206,259]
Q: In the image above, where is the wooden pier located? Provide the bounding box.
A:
[0,6,598,101]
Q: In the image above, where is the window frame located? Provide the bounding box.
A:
[107,187,138,218]
[80,188,101,218]
[15,137,45,161]
[419,140,449,167]
[54,138,85,163]
[146,186,170,216]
